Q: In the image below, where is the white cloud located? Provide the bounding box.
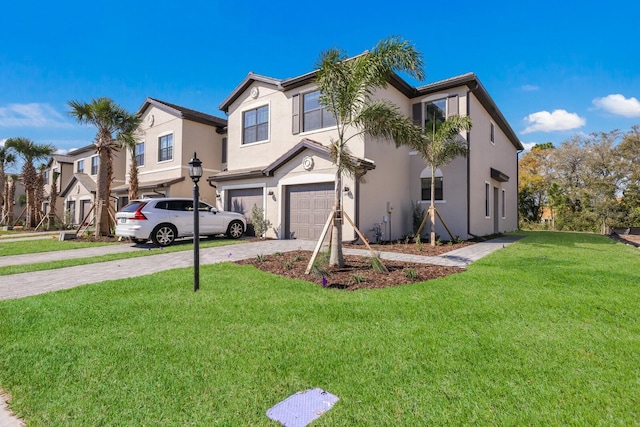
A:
[520,141,538,152]
[521,109,586,134]
[0,138,6,147]
[522,85,540,92]
[0,103,72,128]
[592,94,640,118]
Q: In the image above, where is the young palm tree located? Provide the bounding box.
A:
[315,36,425,266]
[68,98,141,236]
[5,138,54,228]
[5,174,18,225]
[405,114,472,246]
[118,116,143,201]
[0,145,16,224]
[49,170,61,227]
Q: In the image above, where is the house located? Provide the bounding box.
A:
[112,97,227,206]
[58,144,126,226]
[42,153,75,220]
[207,69,523,242]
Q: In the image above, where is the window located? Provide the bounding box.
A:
[242,105,269,144]
[135,142,145,166]
[158,134,173,162]
[490,122,495,144]
[44,170,49,184]
[502,189,506,218]
[421,177,443,201]
[77,159,84,173]
[423,99,446,133]
[485,182,490,217]
[91,156,98,175]
[221,137,227,163]
[303,90,336,132]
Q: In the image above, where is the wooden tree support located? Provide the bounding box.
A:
[304,209,388,275]
[76,205,96,237]
[415,206,456,242]
[11,206,27,227]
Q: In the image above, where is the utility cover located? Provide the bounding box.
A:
[266,388,339,427]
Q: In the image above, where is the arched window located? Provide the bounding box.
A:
[420,168,443,201]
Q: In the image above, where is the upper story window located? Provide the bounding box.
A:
[221,137,227,163]
[303,90,336,132]
[135,142,145,166]
[420,168,444,201]
[91,156,98,175]
[490,122,495,144]
[243,105,269,144]
[44,169,49,184]
[77,159,85,173]
[158,134,173,162]
[423,99,446,133]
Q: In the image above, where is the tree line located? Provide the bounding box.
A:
[518,125,640,233]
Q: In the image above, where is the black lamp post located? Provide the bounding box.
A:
[189,152,203,292]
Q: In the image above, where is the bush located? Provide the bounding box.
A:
[251,204,272,239]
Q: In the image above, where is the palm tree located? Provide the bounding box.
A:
[68,98,141,236]
[4,174,18,225]
[5,138,54,228]
[405,115,472,246]
[49,170,61,227]
[315,36,425,266]
[0,145,16,224]
[118,116,143,201]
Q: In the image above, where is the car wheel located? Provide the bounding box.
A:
[226,220,244,239]
[151,224,177,246]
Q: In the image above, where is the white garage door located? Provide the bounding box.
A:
[286,182,334,240]
[227,188,264,236]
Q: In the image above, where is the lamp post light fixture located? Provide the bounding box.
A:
[189,152,203,292]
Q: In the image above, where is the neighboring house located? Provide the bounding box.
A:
[112,97,227,207]
[208,70,523,242]
[42,154,75,218]
[58,144,126,226]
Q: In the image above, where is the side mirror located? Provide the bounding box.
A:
[210,207,218,214]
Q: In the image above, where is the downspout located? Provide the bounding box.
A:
[516,148,524,230]
[466,86,473,238]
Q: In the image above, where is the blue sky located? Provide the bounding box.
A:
[1,0,639,168]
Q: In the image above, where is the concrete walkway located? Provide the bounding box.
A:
[0,234,523,426]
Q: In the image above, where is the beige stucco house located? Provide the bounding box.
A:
[208,70,523,242]
[42,153,75,219]
[112,98,227,206]
[58,144,126,226]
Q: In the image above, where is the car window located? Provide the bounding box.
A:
[167,200,193,211]
[154,201,169,210]
[198,202,212,211]
[119,201,147,212]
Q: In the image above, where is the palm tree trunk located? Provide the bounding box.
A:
[329,167,345,267]
[7,177,15,225]
[128,156,139,201]
[430,165,436,246]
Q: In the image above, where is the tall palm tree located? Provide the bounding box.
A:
[4,174,18,225]
[316,36,425,266]
[118,116,143,201]
[5,138,54,228]
[0,145,16,224]
[68,98,140,236]
[405,114,472,245]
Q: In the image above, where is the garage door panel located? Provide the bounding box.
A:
[286,182,334,240]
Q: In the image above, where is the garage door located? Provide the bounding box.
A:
[227,188,264,236]
[286,182,334,240]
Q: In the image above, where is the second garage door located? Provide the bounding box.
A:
[286,182,334,240]
[227,188,264,236]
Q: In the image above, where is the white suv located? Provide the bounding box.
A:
[115,198,246,246]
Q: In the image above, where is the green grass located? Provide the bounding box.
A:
[0,231,639,425]
[0,238,117,256]
[0,238,244,275]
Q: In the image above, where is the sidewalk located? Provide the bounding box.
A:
[0,235,523,301]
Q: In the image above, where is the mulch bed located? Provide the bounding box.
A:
[235,241,471,290]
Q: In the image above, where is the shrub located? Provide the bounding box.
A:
[251,204,272,239]
[369,253,386,273]
[256,254,266,262]
[310,251,331,277]
[350,274,365,285]
[405,268,418,279]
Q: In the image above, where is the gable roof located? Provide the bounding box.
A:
[46,154,74,168]
[207,139,375,183]
[111,176,186,194]
[138,97,227,131]
[219,73,282,113]
[59,173,97,197]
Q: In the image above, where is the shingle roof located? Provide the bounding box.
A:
[139,98,227,130]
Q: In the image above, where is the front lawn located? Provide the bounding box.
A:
[0,231,638,425]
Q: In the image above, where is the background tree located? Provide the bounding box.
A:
[68,98,141,236]
[49,170,61,227]
[118,114,143,201]
[316,36,425,266]
[0,145,16,224]
[34,164,46,226]
[406,114,472,246]
[518,142,554,224]
[617,125,640,225]
[5,137,54,228]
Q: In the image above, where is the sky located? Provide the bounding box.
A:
[1,0,639,171]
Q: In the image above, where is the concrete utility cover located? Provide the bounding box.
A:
[266,388,339,426]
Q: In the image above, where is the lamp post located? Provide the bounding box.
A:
[189,152,203,292]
